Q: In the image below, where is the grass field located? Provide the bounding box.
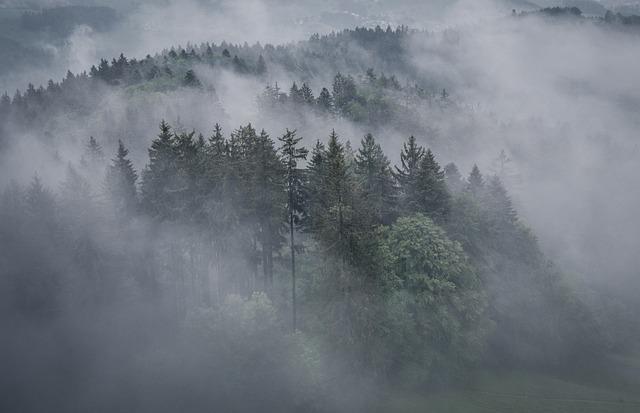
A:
[378,354,640,413]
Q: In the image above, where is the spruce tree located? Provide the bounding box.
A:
[415,149,450,221]
[300,83,315,105]
[256,54,267,76]
[141,120,177,218]
[84,136,105,164]
[485,176,517,226]
[184,70,202,88]
[278,129,308,331]
[252,129,285,290]
[444,162,464,194]
[317,87,334,113]
[394,136,425,214]
[467,164,484,196]
[309,130,355,261]
[105,140,138,217]
[354,133,396,225]
[289,82,303,104]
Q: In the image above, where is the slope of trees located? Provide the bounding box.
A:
[1,122,603,405]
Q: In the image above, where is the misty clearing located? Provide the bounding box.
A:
[1,1,640,412]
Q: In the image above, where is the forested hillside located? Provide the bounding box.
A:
[0,120,604,411]
[1,6,640,413]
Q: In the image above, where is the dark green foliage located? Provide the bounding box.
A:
[305,130,358,263]
[279,129,308,331]
[467,164,484,196]
[354,133,396,225]
[394,135,425,213]
[256,54,267,76]
[183,69,202,88]
[415,149,450,222]
[445,165,604,366]
[141,120,178,219]
[316,87,334,113]
[105,140,138,217]
[0,119,606,405]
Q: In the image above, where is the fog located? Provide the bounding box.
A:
[1,0,639,412]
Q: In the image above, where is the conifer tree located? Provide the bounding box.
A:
[394,136,425,213]
[141,121,177,218]
[467,164,484,196]
[184,70,202,88]
[354,133,396,225]
[308,130,355,261]
[444,162,464,194]
[256,55,267,76]
[317,87,334,113]
[204,123,227,193]
[289,82,303,104]
[251,129,285,289]
[485,176,517,226]
[300,83,315,105]
[105,140,138,217]
[305,139,326,233]
[85,136,105,164]
[278,129,308,331]
[415,149,450,221]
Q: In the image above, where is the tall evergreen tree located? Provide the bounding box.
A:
[141,120,177,218]
[251,129,286,290]
[317,87,334,113]
[415,149,450,221]
[300,83,315,105]
[308,130,356,261]
[183,70,202,88]
[394,136,425,213]
[84,136,104,165]
[354,133,396,225]
[444,162,465,194]
[105,140,138,217]
[467,164,484,196]
[256,54,267,76]
[278,129,308,331]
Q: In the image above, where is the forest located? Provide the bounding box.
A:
[1,3,640,413]
[1,120,604,411]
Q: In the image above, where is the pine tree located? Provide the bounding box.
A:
[308,130,355,261]
[289,82,303,104]
[305,140,327,232]
[415,149,450,221]
[467,164,484,196]
[278,129,308,331]
[332,73,357,114]
[141,120,177,218]
[85,136,104,164]
[394,136,425,213]
[355,133,396,225]
[105,140,138,217]
[485,176,517,225]
[251,129,285,290]
[184,70,202,88]
[300,83,315,105]
[174,130,202,217]
[444,162,464,194]
[317,87,334,113]
[256,54,267,76]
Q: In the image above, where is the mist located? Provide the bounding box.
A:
[1,1,640,412]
